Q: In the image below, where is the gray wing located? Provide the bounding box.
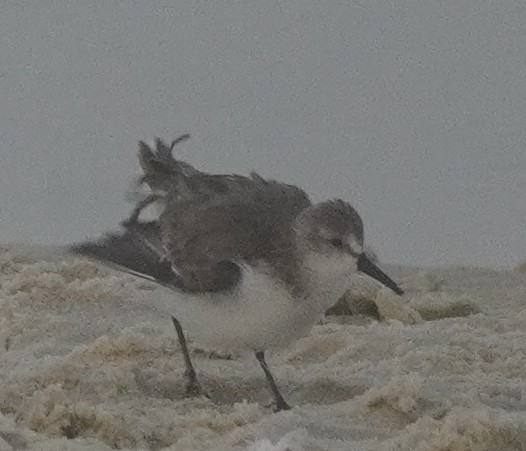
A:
[159,198,293,293]
[71,198,290,294]
[70,221,182,289]
[71,219,239,293]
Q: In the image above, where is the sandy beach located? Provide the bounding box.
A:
[0,243,524,450]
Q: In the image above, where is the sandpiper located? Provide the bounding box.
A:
[72,136,403,411]
[126,136,403,296]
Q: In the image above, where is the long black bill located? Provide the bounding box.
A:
[357,254,404,295]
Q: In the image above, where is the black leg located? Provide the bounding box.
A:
[171,315,206,397]
[255,350,291,411]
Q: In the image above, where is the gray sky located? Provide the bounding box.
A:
[1,1,525,268]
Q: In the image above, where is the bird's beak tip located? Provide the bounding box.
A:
[357,254,404,296]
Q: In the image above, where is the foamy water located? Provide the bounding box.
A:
[0,244,525,450]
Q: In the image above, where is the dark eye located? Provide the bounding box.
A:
[329,238,344,248]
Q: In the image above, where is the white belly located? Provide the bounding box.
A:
[156,263,337,353]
